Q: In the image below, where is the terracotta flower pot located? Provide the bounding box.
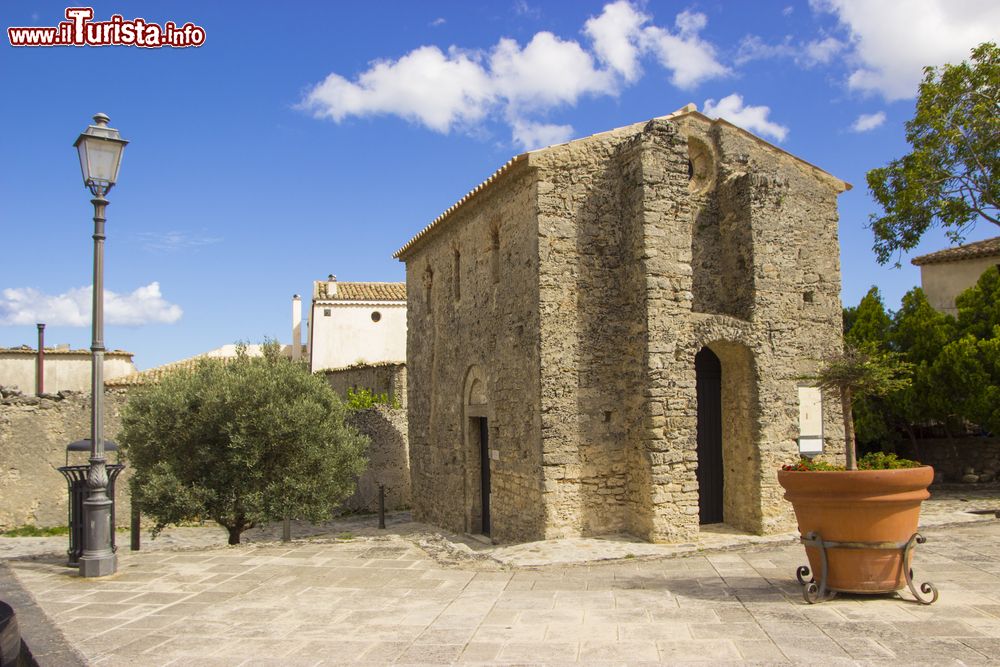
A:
[777,466,934,593]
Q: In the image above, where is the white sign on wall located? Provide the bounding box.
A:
[798,386,823,455]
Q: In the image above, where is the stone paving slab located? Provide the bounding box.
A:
[3,485,997,568]
[0,518,998,665]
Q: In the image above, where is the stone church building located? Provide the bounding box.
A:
[395,105,850,544]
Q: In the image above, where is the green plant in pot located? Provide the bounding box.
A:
[778,344,938,604]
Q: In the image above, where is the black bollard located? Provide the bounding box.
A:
[130,504,140,551]
[378,484,386,529]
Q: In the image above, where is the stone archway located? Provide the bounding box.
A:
[462,366,490,535]
[700,340,760,533]
[696,347,723,524]
[687,316,762,534]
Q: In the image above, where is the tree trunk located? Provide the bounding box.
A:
[905,425,922,462]
[842,387,857,470]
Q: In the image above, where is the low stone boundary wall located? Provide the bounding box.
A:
[907,437,1000,483]
[1,383,411,529]
[343,405,410,513]
[0,387,132,530]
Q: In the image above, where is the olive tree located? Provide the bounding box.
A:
[120,343,368,544]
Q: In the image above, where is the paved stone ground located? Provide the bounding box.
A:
[1,487,998,666]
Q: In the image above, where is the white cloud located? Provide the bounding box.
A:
[0,283,183,327]
[302,46,494,133]
[136,231,222,253]
[302,1,729,146]
[736,34,843,67]
[804,36,844,65]
[490,32,613,111]
[511,119,574,150]
[812,0,1000,100]
[583,0,648,82]
[641,11,730,88]
[430,17,446,27]
[703,93,789,142]
[514,0,542,19]
[851,111,886,132]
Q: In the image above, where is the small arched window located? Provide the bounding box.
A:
[490,227,500,284]
[423,266,434,311]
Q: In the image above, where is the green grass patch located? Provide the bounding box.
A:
[2,525,69,537]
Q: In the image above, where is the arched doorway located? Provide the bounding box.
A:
[463,366,490,536]
[696,347,723,524]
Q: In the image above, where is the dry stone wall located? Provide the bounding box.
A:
[403,164,545,543]
[343,405,410,512]
[2,382,411,530]
[0,386,132,529]
[401,111,848,544]
[905,438,1000,483]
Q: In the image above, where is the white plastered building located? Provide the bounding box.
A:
[307,275,406,372]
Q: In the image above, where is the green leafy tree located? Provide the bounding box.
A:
[805,344,912,470]
[120,343,368,544]
[942,268,1000,433]
[844,287,892,348]
[887,287,956,455]
[867,42,998,264]
[927,335,993,431]
[955,266,1000,339]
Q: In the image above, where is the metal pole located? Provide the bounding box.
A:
[35,324,45,395]
[79,191,116,577]
[378,485,386,529]
[130,503,140,551]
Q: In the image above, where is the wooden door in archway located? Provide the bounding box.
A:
[696,347,723,524]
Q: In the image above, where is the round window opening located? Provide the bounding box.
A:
[687,137,714,193]
[371,311,382,323]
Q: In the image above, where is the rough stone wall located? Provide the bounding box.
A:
[533,116,846,542]
[533,125,652,539]
[343,405,410,512]
[0,387,132,529]
[402,165,544,543]
[324,363,408,409]
[903,438,1000,482]
[400,112,847,545]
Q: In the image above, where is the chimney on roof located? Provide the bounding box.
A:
[292,295,302,361]
[326,274,337,297]
[36,323,45,396]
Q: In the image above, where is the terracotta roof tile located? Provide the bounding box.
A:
[317,282,406,302]
[911,237,1000,266]
[0,345,132,357]
[104,355,211,388]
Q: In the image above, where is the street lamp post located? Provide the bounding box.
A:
[74,113,127,578]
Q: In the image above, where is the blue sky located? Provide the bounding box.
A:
[2,1,998,370]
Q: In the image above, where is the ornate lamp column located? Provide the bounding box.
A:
[74,113,127,577]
